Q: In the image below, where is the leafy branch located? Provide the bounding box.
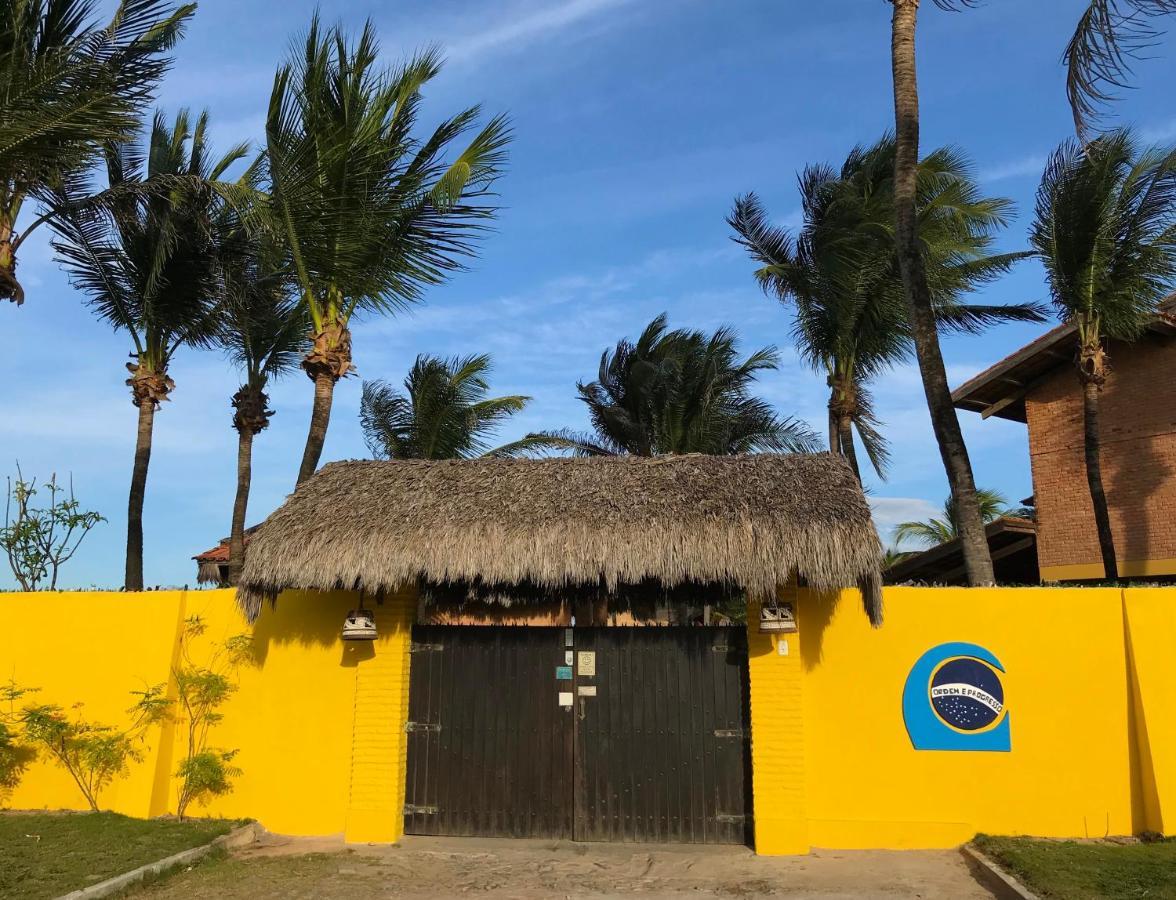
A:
[2,464,105,591]
[173,616,251,819]
[11,680,168,812]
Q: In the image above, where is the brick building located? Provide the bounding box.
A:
[953,303,1176,581]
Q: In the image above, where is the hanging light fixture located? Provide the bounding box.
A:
[758,597,797,633]
[342,606,377,641]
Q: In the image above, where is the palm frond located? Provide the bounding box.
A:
[264,18,511,327]
[50,108,240,369]
[1032,128,1176,335]
[1064,0,1176,138]
[358,354,530,460]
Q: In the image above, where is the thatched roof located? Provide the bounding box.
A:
[237,453,884,624]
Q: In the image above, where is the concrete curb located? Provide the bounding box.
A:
[959,843,1040,900]
[55,821,260,900]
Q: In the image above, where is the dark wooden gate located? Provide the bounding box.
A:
[572,627,751,844]
[403,626,573,838]
[403,625,750,844]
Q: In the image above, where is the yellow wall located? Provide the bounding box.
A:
[5,585,1176,854]
[0,592,184,816]
[748,586,1176,853]
[0,588,413,842]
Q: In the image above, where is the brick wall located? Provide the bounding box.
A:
[344,588,416,843]
[746,587,810,854]
[1026,334,1176,577]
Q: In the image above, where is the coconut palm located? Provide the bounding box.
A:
[882,546,916,570]
[526,315,820,457]
[893,488,1009,549]
[887,0,996,584]
[265,17,510,486]
[50,110,247,589]
[360,354,545,460]
[218,222,308,584]
[1065,1,1176,139]
[0,0,195,306]
[1030,130,1176,580]
[731,136,1043,482]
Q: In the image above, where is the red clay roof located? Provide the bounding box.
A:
[194,541,230,563]
[193,526,258,563]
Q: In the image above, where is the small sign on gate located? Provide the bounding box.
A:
[555,665,572,680]
[577,651,596,676]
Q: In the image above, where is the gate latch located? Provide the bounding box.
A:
[711,645,747,656]
[404,804,438,815]
[405,721,441,733]
[713,728,745,738]
[715,813,747,824]
[409,642,444,652]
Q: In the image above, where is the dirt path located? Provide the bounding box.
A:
[134,833,993,898]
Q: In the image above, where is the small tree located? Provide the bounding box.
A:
[18,686,168,812]
[1,466,104,591]
[173,616,251,819]
[0,680,36,804]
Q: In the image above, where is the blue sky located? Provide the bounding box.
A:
[5,0,1176,589]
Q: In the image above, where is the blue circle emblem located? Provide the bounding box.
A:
[930,657,1004,731]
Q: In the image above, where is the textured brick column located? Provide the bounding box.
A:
[746,586,810,854]
[344,589,415,844]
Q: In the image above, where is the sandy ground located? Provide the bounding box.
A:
[133,832,995,899]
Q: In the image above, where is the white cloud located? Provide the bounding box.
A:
[446,0,637,64]
[870,496,942,549]
[978,154,1045,183]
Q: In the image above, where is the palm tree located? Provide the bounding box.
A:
[731,136,1043,482]
[218,222,308,584]
[264,17,511,486]
[526,315,820,457]
[360,354,542,460]
[50,110,246,589]
[1030,130,1176,580]
[887,0,996,585]
[883,546,916,570]
[1,0,195,306]
[1065,1,1176,139]
[894,488,1009,549]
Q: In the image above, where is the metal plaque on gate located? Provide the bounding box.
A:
[577,651,596,676]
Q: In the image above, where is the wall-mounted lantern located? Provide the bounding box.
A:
[342,607,377,641]
[758,598,797,633]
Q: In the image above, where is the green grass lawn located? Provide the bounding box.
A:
[0,811,237,900]
[975,834,1176,900]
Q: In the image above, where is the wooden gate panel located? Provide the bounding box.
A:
[403,625,573,839]
[572,627,751,844]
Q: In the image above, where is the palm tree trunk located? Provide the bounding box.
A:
[228,426,254,586]
[828,408,840,455]
[297,372,336,485]
[837,414,862,482]
[890,0,994,585]
[125,399,155,591]
[1082,378,1118,580]
[296,319,352,486]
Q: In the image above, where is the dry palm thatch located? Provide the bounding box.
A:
[237,453,885,624]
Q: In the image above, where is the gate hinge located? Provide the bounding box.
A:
[405,721,441,733]
[713,728,745,739]
[409,642,444,652]
[715,813,748,824]
[404,804,438,815]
